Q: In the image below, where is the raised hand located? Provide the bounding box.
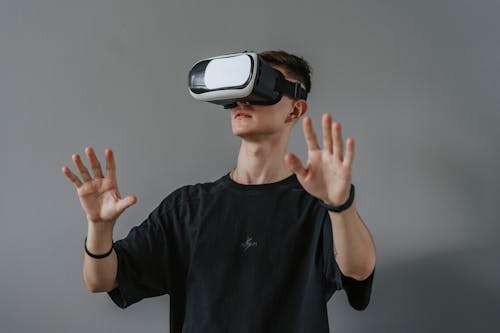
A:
[62,147,137,224]
[284,114,354,206]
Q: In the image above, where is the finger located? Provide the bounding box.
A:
[284,152,307,179]
[61,165,83,188]
[332,121,343,161]
[85,147,104,178]
[322,113,333,154]
[302,116,320,151]
[116,195,137,214]
[343,137,355,168]
[105,148,117,182]
[72,153,92,182]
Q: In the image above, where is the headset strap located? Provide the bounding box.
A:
[275,77,308,100]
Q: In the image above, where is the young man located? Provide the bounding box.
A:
[62,50,376,332]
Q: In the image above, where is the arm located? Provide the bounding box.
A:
[328,201,376,281]
[284,114,376,278]
[284,114,375,309]
[83,221,119,292]
[61,147,136,293]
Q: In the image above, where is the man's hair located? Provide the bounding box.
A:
[257,50,312,95]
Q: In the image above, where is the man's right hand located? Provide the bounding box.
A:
[62,147,137,225]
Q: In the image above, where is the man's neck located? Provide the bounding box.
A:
[231,138,294,185]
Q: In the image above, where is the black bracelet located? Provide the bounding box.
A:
[84,236,113,259]
[319,184,355,213]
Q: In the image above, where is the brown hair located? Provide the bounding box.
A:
[257,50,312,94]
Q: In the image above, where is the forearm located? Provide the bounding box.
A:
[328,201,376,280]
[83,222,118,292]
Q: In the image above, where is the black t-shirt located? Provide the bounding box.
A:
[107,171,375,332]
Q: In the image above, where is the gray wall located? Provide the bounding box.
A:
[1,0,499,332]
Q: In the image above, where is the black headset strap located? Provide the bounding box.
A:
[275,76,308,100]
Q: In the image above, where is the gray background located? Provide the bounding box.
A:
[1,0,499,332]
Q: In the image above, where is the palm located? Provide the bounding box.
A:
[285,114,354,206]
[77,177,122,223]
[62,147,137,224]
[300,149,351,204]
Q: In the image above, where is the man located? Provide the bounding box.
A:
[62,50,376,332]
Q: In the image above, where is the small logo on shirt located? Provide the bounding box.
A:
[240,235,258,252]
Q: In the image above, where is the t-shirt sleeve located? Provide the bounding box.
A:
[339,265,375,311]
[107,197,175,309]
[322,209,375,310]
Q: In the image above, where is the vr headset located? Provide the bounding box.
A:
[188,51,308,109]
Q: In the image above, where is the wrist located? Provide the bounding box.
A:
[86,222,114,254]
[319,184,355,213]
[87,219,115,233]
[84,236,114,259]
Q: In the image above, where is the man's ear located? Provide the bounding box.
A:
[287,99,308,123]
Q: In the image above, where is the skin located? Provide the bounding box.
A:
[62,148,136,225]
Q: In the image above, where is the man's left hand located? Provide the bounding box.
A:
[284,113,354,206]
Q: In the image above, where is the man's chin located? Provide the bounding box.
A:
[232,130,271,143]
[232,128,256,139]
[232,130,249,138]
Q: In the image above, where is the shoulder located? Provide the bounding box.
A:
[158,175,226,210]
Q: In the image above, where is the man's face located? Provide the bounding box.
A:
[229,65,307,141]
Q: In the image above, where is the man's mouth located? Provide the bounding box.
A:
[234,112,252,119]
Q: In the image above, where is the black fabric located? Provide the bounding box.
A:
[107,171,375,332]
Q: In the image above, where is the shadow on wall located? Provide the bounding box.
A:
[333,240,500,333]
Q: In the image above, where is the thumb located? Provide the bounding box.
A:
[116,195,137,214]
[284,153,307,179]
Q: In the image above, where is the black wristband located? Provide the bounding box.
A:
[319,184,355,213]
[84,236,113,259]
